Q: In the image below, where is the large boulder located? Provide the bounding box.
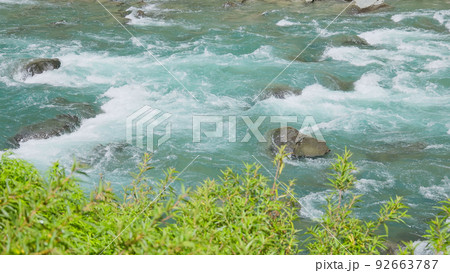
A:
[23,58,61,77]
[269,127,330,158]
[12,114,80,144]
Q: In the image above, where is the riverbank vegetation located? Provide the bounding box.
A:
[0,150,448,254]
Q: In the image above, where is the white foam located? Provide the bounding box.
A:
[433,10,450,30]
[17,52,148,87]
[392,71,420,94]
[255,72,391,135]
[353,73,388,98]
[0,76,20,87]
[355,178,395,193]
[125,4,179,27]
[0,0,35,4]
[391,10,434,23]
[419,177,450,201]
[425,59,450,72]
[15,84,152,164]
[425,144,445,150]
[324,46,387,66]
[276,18,300,27]
[298,191,327,220]
[359,28,439,46]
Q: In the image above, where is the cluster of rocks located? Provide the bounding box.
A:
[256,0,390,158]
[10,59,100,147]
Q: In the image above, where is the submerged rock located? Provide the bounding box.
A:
[258,84,302,100]
[51,97,100,119]
[12,114,80,144]
[366,142,428,162]
[23,58,61,77]
[331,34,371,47]
[268,127,330,158]
[314,72,355,91]
[410,17,449,33]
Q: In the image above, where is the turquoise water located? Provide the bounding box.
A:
[1,0,449,241]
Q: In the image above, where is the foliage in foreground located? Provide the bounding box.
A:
[0,149,448,255]
[399,199,450,255]
[0,152,298,254]
[305,149,410,255]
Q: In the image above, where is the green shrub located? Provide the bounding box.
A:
[399,199,450,255]
[2,149,447,255]
[305,149,409,255]
[0,152,299,254]
[424,199,450,254]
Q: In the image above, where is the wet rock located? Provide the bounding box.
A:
[315,72,355,91]
[331,34,371,47]
[223,0,248,8]
[79,142,142,171]
[223,1,238,8]
[268,127,330,158]
[285,42,325,63]
[51,20,68,26]
[12,114,80,144]
[23,58,61,77]
[258,84,302,100]
[136,10,145,18]
[51,97,100,119]
[348,0,389,14]
[382,241,399,255]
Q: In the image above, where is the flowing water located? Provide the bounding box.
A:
[0,0,449,241]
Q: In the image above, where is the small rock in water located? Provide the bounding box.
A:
[258,84,302,100]
[314,72,355,91]
[223,1,238,8]
[136,10,145,18]
[51,20,68,26]
[268,127,330,158]
[23,58,61,77]
[331,34,371,47]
